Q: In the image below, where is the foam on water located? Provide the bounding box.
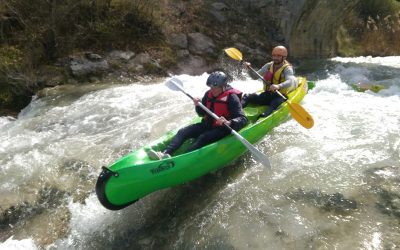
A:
[331,56,400,68]
[0,236,37,250]
[2,58,400,249]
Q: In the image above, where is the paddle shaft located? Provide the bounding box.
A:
[171,79,235,132]
[168,78,271,168]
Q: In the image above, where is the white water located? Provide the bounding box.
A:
[1,57,400,249]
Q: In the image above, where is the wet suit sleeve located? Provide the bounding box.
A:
[194,92,208,117]
[227,94,248,131]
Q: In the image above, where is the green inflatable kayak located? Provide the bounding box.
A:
[96,77,312,210]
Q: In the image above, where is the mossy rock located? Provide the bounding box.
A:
[0,84,14,105]
[0,83,32,116]
[0,45,24,72]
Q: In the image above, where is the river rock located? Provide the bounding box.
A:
[108,50,135,61]
[16,206,71,247]
[188,33,216,55]
[364,166,400,218]
[176,55,210,75]
[127,53,163,74]
[209,2,229,23]
[209,10,226,23]
[167,33,188,49]
[176,49,190,59]
[69,53,110,79]
[211,2,229,11]
[286,188,357,213]
[131,52,151,65]
[0,185,69,244]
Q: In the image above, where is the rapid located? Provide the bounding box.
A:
[1,56,399,249]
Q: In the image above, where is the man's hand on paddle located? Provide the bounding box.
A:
[215,116,231,126]
[193,97,201,106]
[268,84,280,92]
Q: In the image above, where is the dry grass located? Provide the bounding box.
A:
[0,0,165,63]
[361,12,400,55]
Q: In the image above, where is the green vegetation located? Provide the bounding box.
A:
[360,0,400,17]
[0,84,13,104]
[0,0,169,115]
[0,45,29,88]
[338,0,400,56]
[0,45,23,72]
[0,0,164,65]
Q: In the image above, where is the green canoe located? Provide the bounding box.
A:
[96,77,311,210]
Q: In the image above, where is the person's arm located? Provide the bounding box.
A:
[226,94,247,130]
[195,93,207,116]
[276,66,298,90]
[246,62,271,80]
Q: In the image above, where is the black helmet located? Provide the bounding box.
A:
[206,71,228,87]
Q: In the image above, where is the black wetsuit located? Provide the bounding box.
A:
[164,86,247,155]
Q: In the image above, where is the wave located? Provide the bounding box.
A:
[330,56,400,69]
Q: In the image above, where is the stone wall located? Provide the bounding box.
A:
[225,0,360,58]
[289,0,360,58]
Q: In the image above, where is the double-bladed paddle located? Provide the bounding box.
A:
[224,47,314,129]
[166,77,271,169]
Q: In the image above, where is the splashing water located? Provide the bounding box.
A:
[1,57,400,249]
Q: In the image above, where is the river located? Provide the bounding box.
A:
[1,56,399,249]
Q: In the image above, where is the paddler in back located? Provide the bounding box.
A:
[241,45,298,117]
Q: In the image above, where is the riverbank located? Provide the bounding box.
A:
[1,0,400,117]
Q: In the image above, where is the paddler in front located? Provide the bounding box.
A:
[241,45,298,117]
[148,71,248,160]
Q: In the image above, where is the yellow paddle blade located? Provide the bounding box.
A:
[224,47,243,61]
[287,102,314,129]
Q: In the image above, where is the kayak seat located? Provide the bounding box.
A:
[244,106,268,123]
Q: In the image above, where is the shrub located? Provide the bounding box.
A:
[360,0,400,17]
[360,12,400,55]
[341,0,400,56]
[0,0,164,65]
[0,45,24,72]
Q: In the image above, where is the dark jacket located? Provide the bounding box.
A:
[195,85,247,130]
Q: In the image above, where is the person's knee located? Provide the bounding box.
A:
[176,127,191,138]
[241,94,249,107]
[187,136,207,152]
[259,107,273,118]
[176,129,185,137]
[195,134,209,144]
[271,98,284,109]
